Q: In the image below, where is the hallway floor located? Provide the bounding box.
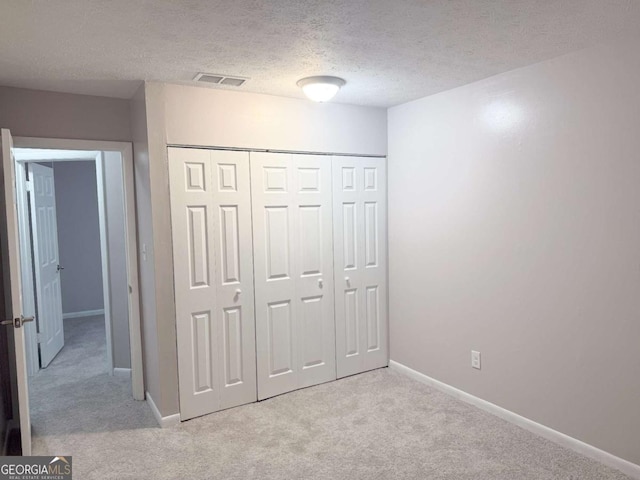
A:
[29,316,632,480]
[30,316,156,448]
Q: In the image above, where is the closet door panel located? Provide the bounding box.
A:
[251,152,335,400]
[170,148,256,420]
[293,156,335,388]
[169,148,220,420]
[358,160,387,372]
[333,156,388,378]
[251,152,298,400]
[210,151,257,410]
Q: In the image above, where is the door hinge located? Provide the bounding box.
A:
[26,180,33,192]
[36,332,42,343]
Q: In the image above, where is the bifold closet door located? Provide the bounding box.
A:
[333,156,388,378]
[169,147,256,420]
[251,152,336,400]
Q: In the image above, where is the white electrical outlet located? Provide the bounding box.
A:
[471,350,481,370]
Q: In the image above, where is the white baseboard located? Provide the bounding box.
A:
[62,309,105,320]
[146,391,180,428]
[113,368,131,378]
[389,360,640,480]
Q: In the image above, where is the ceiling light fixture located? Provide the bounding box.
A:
[297,76,346,102]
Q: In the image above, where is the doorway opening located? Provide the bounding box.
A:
[11,138,145,449]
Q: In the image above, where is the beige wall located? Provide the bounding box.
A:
[142,82,388,416]
[129,85,161,407]
[163,83,387,155]
[144,83,180,415]
[0,86,131,142]
[388,40,640,466]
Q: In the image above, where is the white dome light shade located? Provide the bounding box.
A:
[297,76,346,102]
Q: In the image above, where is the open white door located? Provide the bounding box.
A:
[0,129,32,455]
[28,163,64,368]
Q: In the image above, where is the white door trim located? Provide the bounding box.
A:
[13,136,145,401]
[95,152,114,374]
[146,391,180,428]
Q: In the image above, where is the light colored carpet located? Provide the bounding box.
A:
[29,315,157,439]
[30,317,631,480]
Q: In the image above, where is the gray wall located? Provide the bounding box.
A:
[0,86,131,142]
[387,39,640,466]
[53,161,103,314]
[103,152,131,369]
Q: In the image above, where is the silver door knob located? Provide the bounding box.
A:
[57,264,64,272]
[318,278,323,288]
[235,288,242,295]
[345,276,350,284]
[1,315,35,328]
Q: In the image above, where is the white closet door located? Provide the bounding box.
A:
[169,148,256,420]
[251,152,335,400]
[332,156,388,378]
[293,154,335,390]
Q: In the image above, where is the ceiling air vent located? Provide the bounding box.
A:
[193,73,248,87]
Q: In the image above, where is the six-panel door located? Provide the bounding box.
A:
[332,156,388,378]
[250,152,336,400]
[28,162,65,368]
[169,148,257,420]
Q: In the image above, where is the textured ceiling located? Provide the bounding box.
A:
[1,0,640,107]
